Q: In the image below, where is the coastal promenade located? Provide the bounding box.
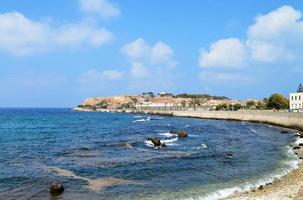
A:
[135,110,303,131]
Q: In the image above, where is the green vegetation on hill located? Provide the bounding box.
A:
[175,93,229,100]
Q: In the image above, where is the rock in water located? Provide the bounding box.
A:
[147,137,162,147]
[177,130,188,138]
[280,130,289,134]
[224,152,234,158]
[50,181,64,195]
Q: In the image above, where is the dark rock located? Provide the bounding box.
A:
[299,143,303,147]
[300,135,303,138]
[258,185,264,190]
[50,181,64,195]
[177,130,188,138]
[293,146,301,150]
[224,152,234,158]
[148,137,162,147]
[252,189,256,192]
[280,130,289,134]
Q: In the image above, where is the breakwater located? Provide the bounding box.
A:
[133,110,303,131]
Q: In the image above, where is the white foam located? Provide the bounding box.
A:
[161,137,178,146]
[159,132,176,137]
[144,140,154,147]
[294,138,303,146]
[186,140,301,200]
[133,119,146,123]
[250,129,257,133]
[133,115,142,118]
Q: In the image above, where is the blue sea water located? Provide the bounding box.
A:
[0,108,299,200]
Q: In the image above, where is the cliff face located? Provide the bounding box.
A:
[83,96,141,107]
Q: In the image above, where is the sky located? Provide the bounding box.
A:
[0,0,303,107]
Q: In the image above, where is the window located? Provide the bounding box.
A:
[295,96,297,100]
[292,96,294,100]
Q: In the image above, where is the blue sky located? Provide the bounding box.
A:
[0,0,302,107]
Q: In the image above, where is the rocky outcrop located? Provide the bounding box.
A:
[170,130,188,138]
[50,181,64,195]
[147,137,166,147]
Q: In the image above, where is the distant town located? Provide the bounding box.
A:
[75,83,303,113]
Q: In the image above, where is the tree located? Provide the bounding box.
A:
[216,103,228,111]
[256,101,266,110]
[233,103,243,111]
[298,83,303,93]
[263,98,269,109]
[267,93,289,110]
[246,100,256,109]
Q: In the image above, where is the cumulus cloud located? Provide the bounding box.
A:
[199,38,247,68]
[121,38,177,68]
[79,0,120,18]
[121,38,178,90]
[0,12,113,55]
[199,5,303,83]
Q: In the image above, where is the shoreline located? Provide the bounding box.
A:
[225,148,303,200]
[73,108,303,199]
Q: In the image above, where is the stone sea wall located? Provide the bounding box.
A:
[137,110,303,131]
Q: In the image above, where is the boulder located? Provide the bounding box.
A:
[50,181,64,195]
[258,185,264,190]
[177,130,188,138]
[299,143,303,147]
[293,146,301,150]
[148,137,162,147]
[280,130,289,134]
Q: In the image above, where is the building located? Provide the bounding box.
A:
[135,97,180,110]
[290,83,303,110]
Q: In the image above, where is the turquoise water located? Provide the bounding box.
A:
[0,108,298,200]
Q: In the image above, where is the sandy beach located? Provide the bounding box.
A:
[225,148,303,200]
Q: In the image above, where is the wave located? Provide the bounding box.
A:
[187,138,301,200]
[159,132,176,137]
[133,119,146,123]
[133,115,142,118]
[161,137,178,146]
[144,140,154,148]
[250,129,257,133]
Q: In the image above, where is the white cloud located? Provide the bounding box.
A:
[199,38,247,68]
[79,69,125,83]
[0,12,113,55]
[79,0,120,18]
[199,5,303,68]
[121,38,177,69]
[130,62,149,79]
[121,38,178,91]
[246,5,303,63]
[198,5,303,83]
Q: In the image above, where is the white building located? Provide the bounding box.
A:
[290,84,303,110]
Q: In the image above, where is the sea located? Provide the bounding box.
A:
[0,108,300,200]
